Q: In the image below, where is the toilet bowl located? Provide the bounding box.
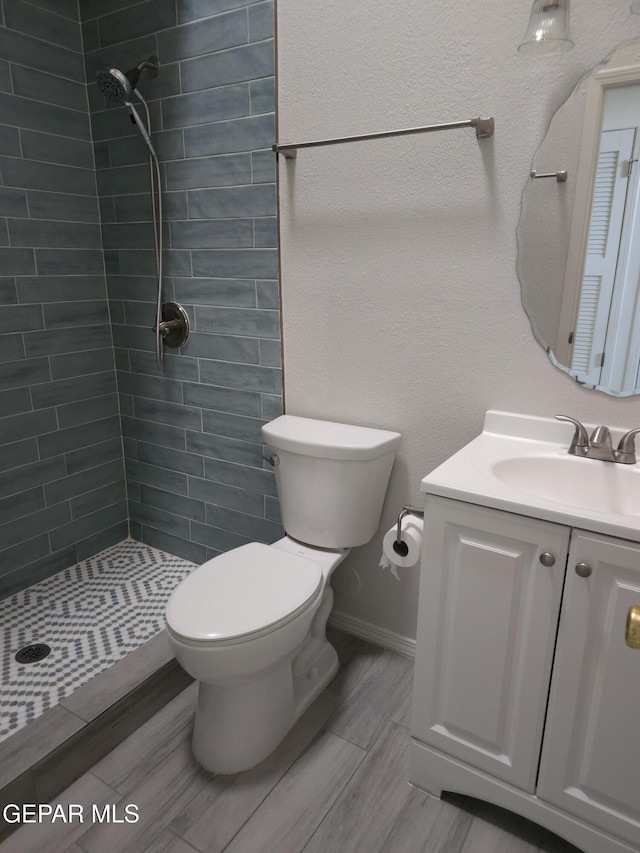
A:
[165,415,400,773]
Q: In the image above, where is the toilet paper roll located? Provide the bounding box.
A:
[380,515,424,576]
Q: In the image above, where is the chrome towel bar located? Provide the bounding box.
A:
[273,117,495,159]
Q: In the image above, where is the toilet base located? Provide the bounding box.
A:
[191,589,339,774]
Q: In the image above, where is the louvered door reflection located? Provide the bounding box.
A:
[571,128,635,383]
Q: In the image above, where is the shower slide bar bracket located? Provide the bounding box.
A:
[272,116,495,159]
[530,169,568,183]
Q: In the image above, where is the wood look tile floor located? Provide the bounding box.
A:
[0,634,583,853]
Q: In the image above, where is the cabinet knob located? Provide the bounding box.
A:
[625,606,640,649]
[539,552,555,567]
[575,562,592,578]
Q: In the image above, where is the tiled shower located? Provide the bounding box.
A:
[0,0,282,601]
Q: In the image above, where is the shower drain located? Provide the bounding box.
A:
[15,643,51,664]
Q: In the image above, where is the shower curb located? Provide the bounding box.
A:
[0,630,192,842]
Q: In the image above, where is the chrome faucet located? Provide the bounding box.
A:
[556,415,640,464]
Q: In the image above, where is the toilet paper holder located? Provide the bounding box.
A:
[394,505,424,557]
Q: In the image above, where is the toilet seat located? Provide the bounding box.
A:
[166,542,323,644]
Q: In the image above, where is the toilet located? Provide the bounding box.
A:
[165,414,401,773]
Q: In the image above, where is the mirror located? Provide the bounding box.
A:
[518,40,640,396]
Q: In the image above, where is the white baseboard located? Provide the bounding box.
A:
[328,610,416,659]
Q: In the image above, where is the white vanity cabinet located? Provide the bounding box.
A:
[410,496,640,853]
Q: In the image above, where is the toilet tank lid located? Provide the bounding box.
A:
[262,415,401,460]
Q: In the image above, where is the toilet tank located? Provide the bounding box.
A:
[262,415,401,549]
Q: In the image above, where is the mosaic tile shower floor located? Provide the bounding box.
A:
[0,540,194,744]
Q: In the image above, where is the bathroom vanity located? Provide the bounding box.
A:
[410,411,640,853]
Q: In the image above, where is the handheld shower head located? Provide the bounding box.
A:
[95,55,159,104]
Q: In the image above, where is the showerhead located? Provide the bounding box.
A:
[95,55,159,104]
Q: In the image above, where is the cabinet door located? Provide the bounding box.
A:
[537,530,640,848]
[411,497,568,791]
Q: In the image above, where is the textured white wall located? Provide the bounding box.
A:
[276,1,640,641]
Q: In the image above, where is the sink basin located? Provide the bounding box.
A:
[492,455,640,515]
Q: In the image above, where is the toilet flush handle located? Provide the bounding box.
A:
[263,453,279,467]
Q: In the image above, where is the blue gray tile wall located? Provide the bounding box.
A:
[0,0,128,598]
[80,0,283,564]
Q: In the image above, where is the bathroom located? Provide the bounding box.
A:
[1,0,640,850]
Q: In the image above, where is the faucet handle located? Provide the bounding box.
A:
[615,428,640,464]
[555,415,589,453]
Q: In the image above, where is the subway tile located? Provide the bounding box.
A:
[264,494,281,522]
[27,190,100,223]
[38,415,121,458]
[0,543,77,596]
[0,125,21,156]
[0,334,25,363]
[101,222,155,251]
[4,0,82,52]
[71,480,127,519]
[17,275,107,304]
[135,432,206,474]
[254,217,277,248]
[256,279,279,309]
[9,219,101,249]
[0,437,38,472]
[0,60,11,93]
[185,114,274,157]
[109,127,184,168]
[0,92,89,140]
[0,247,35,275]
[0,501,71,551]
[165,153,251,191]
[45,458,125,505]
[129,500,190,539]
[180,331,259,363]
[64,436,123,475]
[158,10,248,63]
[259,338,281,366]
[139,484,205,523]
[49,500,127,551]
[173,277,255,307]
[198,360,281,394]
[0,277,17,305]
[0,486,45,526]
[0,156,96,195]
[118,369,182,404]
[249,2,274,42]
[140,526,205,564]
[1,304,44,332]
[98,0,176,49]
[0,455,65,499]
[0,187,28,218]
[250,77,274,115]
[252,149,275,183]
[81,17,99,52]
[182,381,261,416]
[57,392,119,429]
[96,164,151,197]
[0,407,54,445]
[206,502,283,542]
[30,0,79,20]
[0,534,51,577]
[194,305,279,338]
[126,458,188,495]
[133,396,201,431]
[192,248,277,279]
[43,299,110,328]
[50,347,115,380]
[111,323,155,353]
[75,520,128,561]
[0,26,84,81]
[0,357,49,390]
[188,184,275,218]
[261,393,282,419]
[204,455,277,495]
[182,40,273,93]
[106,275,157,302]
[0,219,8,246]
[190,519,251,552]
[11,64,87,112]
[189,474,264,516]
[21,130,94,169]
[128,349,199,383]
[186,429,263,467]
[162,84,250,130]
[202,409,266,443]
[171,219,253,249]
[178,0,256,23]
[24,324,112,357]
[0,386,31,416]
